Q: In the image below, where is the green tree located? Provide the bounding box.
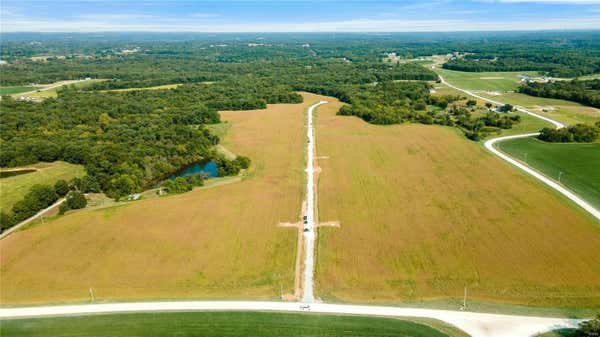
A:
[578,315,600,336]
[65,191,87,210]
[54,179,70,197]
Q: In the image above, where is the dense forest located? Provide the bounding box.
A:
[440,33,600,77]
[518,79,600,108]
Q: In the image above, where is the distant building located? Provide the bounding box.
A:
[127,194,141,201]
[519,75,531,82]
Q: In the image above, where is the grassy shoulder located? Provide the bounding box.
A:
[0,311,458,337]
[0,161,85,211]
[315,99,600,309]
[497,137,600,210]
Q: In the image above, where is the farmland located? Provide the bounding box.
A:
[314,98,600,308]
[497,138,600,209]
[0,93,328,305]
[0,86,37,95]
[102,83,182,92]
[435,69,537,91]
[0,161,84,211]
[0,312,459,337]
[478,91,600,126]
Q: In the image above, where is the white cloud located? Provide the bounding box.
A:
[497,0,600,3]
[2,9,599,32]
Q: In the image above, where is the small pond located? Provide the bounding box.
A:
[168,160,218,180]
[0,169,37,178]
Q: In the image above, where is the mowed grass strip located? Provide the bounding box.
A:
[314,98,600,308]
[0,161,85,211]
[0,312,455,337]
[497,138,600,209]
[101,83,182,92]
[0,93,325,305]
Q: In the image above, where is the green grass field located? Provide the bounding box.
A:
[497,138,600,210]
[25,80,105,99]
[478,92,600,126]
[0,162,85,212]
[436,69,538,91]
[487,111,553,139]
[0,312,460,337]
[102,83,182,92]
[0,86,37,95]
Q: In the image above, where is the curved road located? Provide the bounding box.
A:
[0,99,589,337]
[439,76,600,222]
[0,301,580,337]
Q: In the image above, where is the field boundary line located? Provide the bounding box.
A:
[439,75,600,222]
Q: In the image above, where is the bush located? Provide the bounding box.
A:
[64,191,87,211]
[234,156,251,169]
[0,211,16,231]
[54,179,69,197]
[465,131,481,141]
[498,104,514,112]
[576,315,600,337]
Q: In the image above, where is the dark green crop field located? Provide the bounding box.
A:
[497,137,600,210]
[0,311,453,337]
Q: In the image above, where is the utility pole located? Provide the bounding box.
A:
[461,287,468,310]
[89,288,94,302]
[558,171,564,183]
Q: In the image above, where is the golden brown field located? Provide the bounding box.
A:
[0,93,326,305]
[314,98,600,308]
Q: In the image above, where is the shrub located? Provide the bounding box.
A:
[54,179,70,197]
[65,191,87,210]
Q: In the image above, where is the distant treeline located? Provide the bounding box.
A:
[539,123,600,143]
[518,79,600,109]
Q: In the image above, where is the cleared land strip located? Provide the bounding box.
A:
[0,301,580,337]
[301,101,328,303]
[439,76,600,222]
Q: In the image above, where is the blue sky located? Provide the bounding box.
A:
[2,0,600,32]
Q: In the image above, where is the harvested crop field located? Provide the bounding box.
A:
[314,99,600,308]
[0,93,326,305]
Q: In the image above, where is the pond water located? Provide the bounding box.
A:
[168,160,218,180]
